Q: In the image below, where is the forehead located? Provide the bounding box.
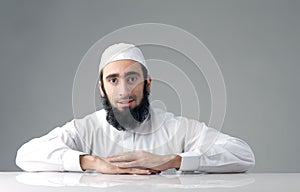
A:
[102,59,143,77]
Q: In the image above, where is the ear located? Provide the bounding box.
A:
[146,75,152,93]
[98,81,105,97]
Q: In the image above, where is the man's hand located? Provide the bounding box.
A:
[80,155,152,175]
[106,150,182,171]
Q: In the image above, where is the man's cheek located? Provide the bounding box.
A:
[107,96,116,106]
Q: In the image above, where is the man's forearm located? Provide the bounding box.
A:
[106,151,182,171]
[80,154,153,174]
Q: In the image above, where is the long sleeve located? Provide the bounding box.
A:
[16,120,86,172]
[179,120,255,172]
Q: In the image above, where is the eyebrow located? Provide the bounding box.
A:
[105,71,141,80]
[125,71,141,77]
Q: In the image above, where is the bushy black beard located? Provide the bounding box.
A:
[101,82,150,131]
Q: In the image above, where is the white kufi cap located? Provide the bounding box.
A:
[99,43,147,74]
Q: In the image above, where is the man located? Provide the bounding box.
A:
[16,43,255,174]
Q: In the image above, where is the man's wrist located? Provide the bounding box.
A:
[80,155,98,171]
[169,155,182,169]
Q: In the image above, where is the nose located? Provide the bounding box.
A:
[118,80,131,97]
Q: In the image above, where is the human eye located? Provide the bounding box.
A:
[127,76,138,84]
[108,78,118,84]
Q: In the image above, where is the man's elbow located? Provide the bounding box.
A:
[223,139,256,173]
[15,147,31,171]
[234,147,256,173]
[243,151,255,172]
[15,145,41,172]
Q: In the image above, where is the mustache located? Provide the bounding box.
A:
[115,95,136,102]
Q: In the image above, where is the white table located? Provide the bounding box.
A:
[1,172,299,192]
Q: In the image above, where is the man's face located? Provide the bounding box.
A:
[99,59,150,112]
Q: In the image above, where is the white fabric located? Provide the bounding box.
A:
[16,107,255,173]
[99,43,147,74]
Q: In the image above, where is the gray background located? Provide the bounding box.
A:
[0,0,299,172]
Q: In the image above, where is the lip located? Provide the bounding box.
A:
[117,99,135,107]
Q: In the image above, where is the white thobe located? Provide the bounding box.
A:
[16,107,255,172]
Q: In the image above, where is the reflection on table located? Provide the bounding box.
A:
[1,172,299,192]
[16,170,254,189]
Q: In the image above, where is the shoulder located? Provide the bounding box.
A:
[73,109,107,130]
